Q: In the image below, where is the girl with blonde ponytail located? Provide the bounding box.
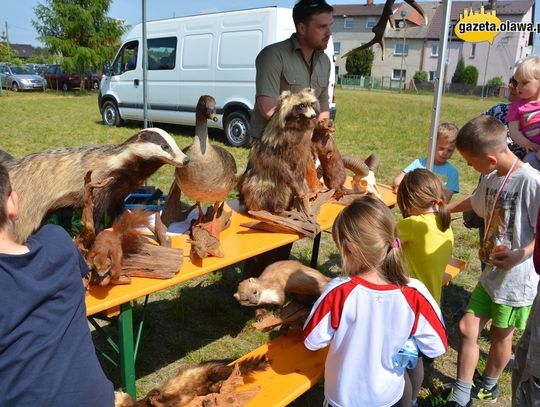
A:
[304,194,447,407]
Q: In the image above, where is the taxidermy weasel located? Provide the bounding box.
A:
[114,356,268,407]
[234,260,330,320]
[5,128,189,243]
[86,209,150,286]
[311,118,348,197]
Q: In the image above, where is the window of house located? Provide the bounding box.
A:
[429,71,436,81]
[392,69,406,80]
[394,43,408,56]
[334,42,341,54]
[470,43,476,59]
[366,19,376,29]
[344,18,353,30]
[431,45,439,57]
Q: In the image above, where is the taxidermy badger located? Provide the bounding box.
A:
[238,88,319,212]
[6,128,189,243]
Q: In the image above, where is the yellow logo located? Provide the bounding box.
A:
[454,6,501,44]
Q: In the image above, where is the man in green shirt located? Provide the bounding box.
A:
[250,0,333,139]
[243,0,334,277]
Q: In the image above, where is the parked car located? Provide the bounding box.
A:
[25,63,48,77]
[44,64,100,91]
[0,63,47,92]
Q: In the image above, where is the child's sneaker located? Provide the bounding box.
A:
[428,385,473,406]
[471,374,498,403]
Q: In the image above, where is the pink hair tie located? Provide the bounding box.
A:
[392,238,401,249]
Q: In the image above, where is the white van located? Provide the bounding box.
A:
[98,6,336,147]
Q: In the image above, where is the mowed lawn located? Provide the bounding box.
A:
[0,88,514,405]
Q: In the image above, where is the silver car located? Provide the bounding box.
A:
[0,63,47,92]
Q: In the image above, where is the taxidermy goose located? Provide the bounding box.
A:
[174,95,237,235]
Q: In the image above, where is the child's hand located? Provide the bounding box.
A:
[491,248,521,270]
[525,141,540,152]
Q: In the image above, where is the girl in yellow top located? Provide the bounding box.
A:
[397,168,454,407]
[396,168,454,304]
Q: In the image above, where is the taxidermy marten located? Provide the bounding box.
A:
[234,260,330,320]
[86,209,151,286]
[5,128,189,243]
[311,118,347,196]
[238,88,318,212]
[114,356,268,407]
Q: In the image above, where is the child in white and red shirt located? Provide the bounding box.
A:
[303,195,447,407]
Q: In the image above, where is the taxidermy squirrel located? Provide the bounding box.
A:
[234,260,330,321]
[86,209,150,286]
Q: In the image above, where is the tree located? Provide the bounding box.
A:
[452,57,465,83]
[27,47,55,65]
[413,70,428,83]
[462,65,479,85]
[345,48,374,76]
[33,0,127,90]
[0,31,22,65]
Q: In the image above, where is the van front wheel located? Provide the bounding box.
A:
[102,101,122,126]
[224,111,251,147]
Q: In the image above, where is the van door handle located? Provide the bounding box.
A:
[134,79,139,87]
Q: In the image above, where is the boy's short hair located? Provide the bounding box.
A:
[456,115,507,157]
[293,0,334,25]
[438,122,459,144]
[514,56,540,81]
[0,162,12,228]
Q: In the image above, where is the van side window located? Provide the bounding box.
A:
[112,41,138,75]
[148,37,177,70]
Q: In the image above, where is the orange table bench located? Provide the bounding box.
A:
[234,258,467,407]
[86,185,396,397]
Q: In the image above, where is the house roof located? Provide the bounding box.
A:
[385,2,440,39]
[333,3,390,17]
[9,43,36,59]
[426,0,534,38]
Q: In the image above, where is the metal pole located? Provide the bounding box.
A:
[399,26,406,92]
[426,0,453,171]
[142,0,148,128]
[481,43,492,99]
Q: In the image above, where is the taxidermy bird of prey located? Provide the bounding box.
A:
[342,0,427,60]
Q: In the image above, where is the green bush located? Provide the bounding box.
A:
[414,70,428,83]
[462,65,479,85]
[345,48,374,76]
[486,76,504,88]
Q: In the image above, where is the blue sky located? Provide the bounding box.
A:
[4,0,539,53]
[4,0,363,46]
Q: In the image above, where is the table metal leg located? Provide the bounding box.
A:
[119,302,136,398]
[310,232,322,268]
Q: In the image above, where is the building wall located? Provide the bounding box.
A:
[332,4,533,86]
[422,10,533,85]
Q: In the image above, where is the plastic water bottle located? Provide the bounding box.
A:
[392,337,419,369]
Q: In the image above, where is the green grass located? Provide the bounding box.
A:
[0,88,512,405]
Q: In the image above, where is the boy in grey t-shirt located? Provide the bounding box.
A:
[442,116,540,407]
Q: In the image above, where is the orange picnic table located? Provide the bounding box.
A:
[86,185,396,397]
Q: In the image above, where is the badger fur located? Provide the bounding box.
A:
[6,128,189,243]
[238,88,319,212]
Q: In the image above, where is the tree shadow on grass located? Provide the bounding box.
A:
[92,265,254,390]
